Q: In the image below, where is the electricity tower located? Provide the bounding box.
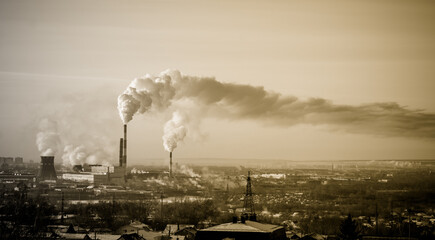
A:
[242,171,256,221]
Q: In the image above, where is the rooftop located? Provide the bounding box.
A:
[200,220,283,233]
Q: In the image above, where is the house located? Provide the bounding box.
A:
[117,233,146,240]
[172,227,197,240]
[66,223,89,234]
[286,232,302,239]
[195,220,286,240]
[116,221,152,236]
[163,224,195,237]
[59,233,122,240]
[300,233,326,240]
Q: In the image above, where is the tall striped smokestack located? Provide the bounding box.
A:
[123,124,127,167]
[119,138,124,167]
[170,152,172,178]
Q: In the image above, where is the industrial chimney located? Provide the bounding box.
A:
[123,124,127,167]
[169,152,173,178]
[119,138,124,167]
[39,156,57,181]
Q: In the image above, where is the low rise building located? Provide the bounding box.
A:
[195,220,286,240]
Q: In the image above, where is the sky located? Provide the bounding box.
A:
[0,0,434,165]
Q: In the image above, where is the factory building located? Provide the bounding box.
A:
[62,124,129,185]
[0,173,36,189]
[91,165,114,174]
[62,172,113,185]
[110,166,126,184]
[62,165,123,185]
[62,173,95,182]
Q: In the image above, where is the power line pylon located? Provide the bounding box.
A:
[242,171,256,221]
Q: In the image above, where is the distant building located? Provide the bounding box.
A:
[0,157,14,169]
[195,220,286,240]
[14,157,24,164]
[0,173,36,188]
[4,157,14,164]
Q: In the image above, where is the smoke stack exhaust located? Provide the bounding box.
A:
[119,138,124,167]
[123,124,127,167]
[170,151,172,178]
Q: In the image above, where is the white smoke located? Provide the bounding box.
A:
[62,145,88,165]
[117,90,142,124]
[36,118,114,167]
[35,84,117,167]
[178,164,200,178]
[162,111,188,152]
[61,144,112,167]
[118,69,435,140]
[36,118,61,156]
[117,70,177,124]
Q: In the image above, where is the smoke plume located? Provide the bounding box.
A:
[34,82,118,167]
[36,118,61,156]
[119,69,435,139]
[62,145,112,167]
[117,70,177,124]
[162,111,188,152]
[178,164,200,178]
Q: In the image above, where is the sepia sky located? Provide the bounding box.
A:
[1,0,435,165]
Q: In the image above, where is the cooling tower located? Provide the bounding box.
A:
[39,156,57,181]
[119,138,124,167]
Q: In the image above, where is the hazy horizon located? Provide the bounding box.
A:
[1,0,434,166]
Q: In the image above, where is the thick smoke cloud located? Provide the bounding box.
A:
[34,82,118,167]
[118,69,435,139]
[62,145,111,167]
[117,71,176,124]
[162,111,188,152]
[36,118,61,156]
[36,114,116,167]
